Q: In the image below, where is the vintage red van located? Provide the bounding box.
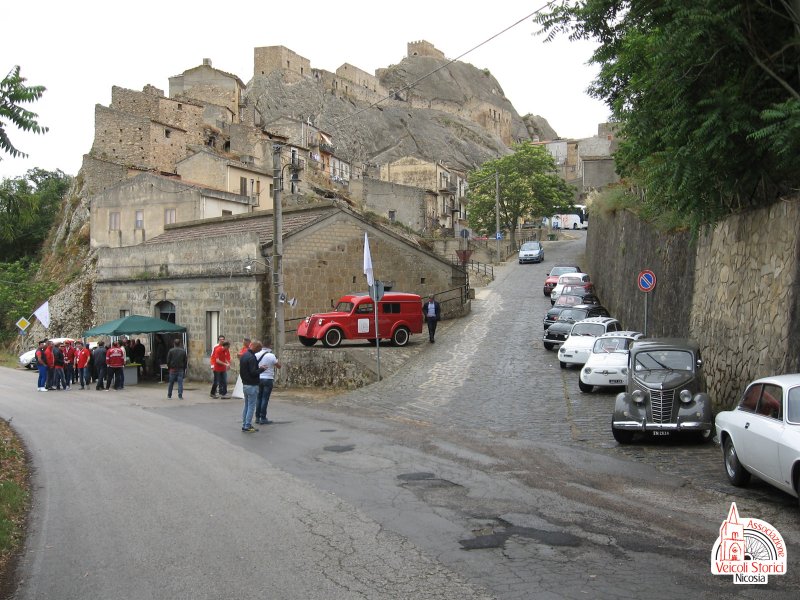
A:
[297,292,424,347]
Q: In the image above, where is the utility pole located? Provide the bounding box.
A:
[494,170,501,263]
[272,144,286,364]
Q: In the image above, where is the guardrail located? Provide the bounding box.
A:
[450,257,494,279]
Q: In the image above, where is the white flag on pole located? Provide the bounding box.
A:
[363,232,374,287]
[33,301,51,329]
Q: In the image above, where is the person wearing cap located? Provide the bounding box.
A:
[422,294,442,343]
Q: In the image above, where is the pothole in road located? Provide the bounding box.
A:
[459,520,582,551]
[319,429,337,432]
[397,472,463,490]
[323,444,355,453]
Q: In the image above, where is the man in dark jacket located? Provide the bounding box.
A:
[422,295,442,343]
[239,340,262,433]
[92,341,107,390]
[165,339,187,399]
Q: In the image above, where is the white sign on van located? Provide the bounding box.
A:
[358,318,370,333]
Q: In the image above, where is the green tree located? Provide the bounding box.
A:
[0,168,70,260]
[467,142,574,247]
[537,1,800,229]
[0,66,48,159]
[0,260,57,342]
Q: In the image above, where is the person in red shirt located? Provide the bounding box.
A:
[44,341,55,390]
[210,341,231,398]
[238,337,251,357]
[64,342,76,388]
[105,341,126,390]
[75,342,92,390]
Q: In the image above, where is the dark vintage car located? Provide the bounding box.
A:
[611,339,714,444]
[543,304,610,349]
[542,294,601,330]
[543,264,581,297]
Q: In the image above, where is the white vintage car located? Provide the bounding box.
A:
[715,374,800,504]
[578,331,644,392]
[557,317,621,368]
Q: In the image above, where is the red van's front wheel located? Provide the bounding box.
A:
[322,328,343,348]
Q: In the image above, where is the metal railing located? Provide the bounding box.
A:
[451,257,494,279]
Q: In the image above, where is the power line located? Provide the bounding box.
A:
[326,3,555,132]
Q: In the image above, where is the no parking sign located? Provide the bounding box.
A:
[638,270,656,293]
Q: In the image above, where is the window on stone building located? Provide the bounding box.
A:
[222,210,232,216]
[388,211,396,223]
[240,177,247,196]
[177,103,182,111]
[165,208,176,225]
[165,129,171,138]
[206,311,220,355]
[120,309,130,318]
[156,301,176,323]
[135,210,144,229]
[109,212,120,231]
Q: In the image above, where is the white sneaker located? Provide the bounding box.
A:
[38,387,48,392]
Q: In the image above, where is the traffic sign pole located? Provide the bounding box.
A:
[637,270,656,336]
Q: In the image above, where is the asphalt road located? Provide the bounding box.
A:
[2,231,799,599]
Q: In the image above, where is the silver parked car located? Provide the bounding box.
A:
[518,241,544,264]
[611,339,713,444]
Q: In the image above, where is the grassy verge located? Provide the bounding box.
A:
[0,417,29,595]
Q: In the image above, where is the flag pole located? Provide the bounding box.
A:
[363,232,381,381]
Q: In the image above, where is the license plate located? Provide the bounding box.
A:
[651,431,671,436]
[609,379,623,384]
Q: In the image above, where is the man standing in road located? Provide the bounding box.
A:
[166,339,187,400]
[75,342,91,390]
[255,340,281,425]
[239,340,262,433]
[35,340,48,391]
[92,341,107,390]
[105,341,125,390]
[210,340,231,399]
[422,294,442,343]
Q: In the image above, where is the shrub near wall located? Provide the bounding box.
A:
[586,208,696,339]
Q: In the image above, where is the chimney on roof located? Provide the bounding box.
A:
[203,58,212,67]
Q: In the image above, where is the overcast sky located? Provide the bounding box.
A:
[1,1,609,180]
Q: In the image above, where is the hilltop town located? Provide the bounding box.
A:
[31,40,616,372]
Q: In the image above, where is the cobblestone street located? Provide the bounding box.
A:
[280,231,800,599]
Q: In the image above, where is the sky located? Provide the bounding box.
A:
[0,1,609,180]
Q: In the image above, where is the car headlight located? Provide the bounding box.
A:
[317,318,324,326]
[621,367,628,376]
[583,367,591,375]
[558,347,565,355]
[679,389,693,404]
[631,389,646,404]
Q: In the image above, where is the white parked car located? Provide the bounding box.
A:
[18,337,76,369]
[557,317,621,369]
[715,374,800,504]
[579,331,644,392]
[550,272,592,305]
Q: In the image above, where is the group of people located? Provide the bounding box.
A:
[33,337,146,392]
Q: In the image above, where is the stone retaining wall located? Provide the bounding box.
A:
[587,197,800,410]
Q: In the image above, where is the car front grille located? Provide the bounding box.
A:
[650,389,675,424]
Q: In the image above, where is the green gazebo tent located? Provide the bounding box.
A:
[83,315,186,337]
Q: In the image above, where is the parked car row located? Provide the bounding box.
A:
[535,265,800,505]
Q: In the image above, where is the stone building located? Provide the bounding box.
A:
[169,59,246,122]
[254,46,311,79]
[93,203,468,380]
[378,157,467,234]
[90,172,257,248]
[407,40,445,59]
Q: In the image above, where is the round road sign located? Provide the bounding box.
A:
[638,270,656,293]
